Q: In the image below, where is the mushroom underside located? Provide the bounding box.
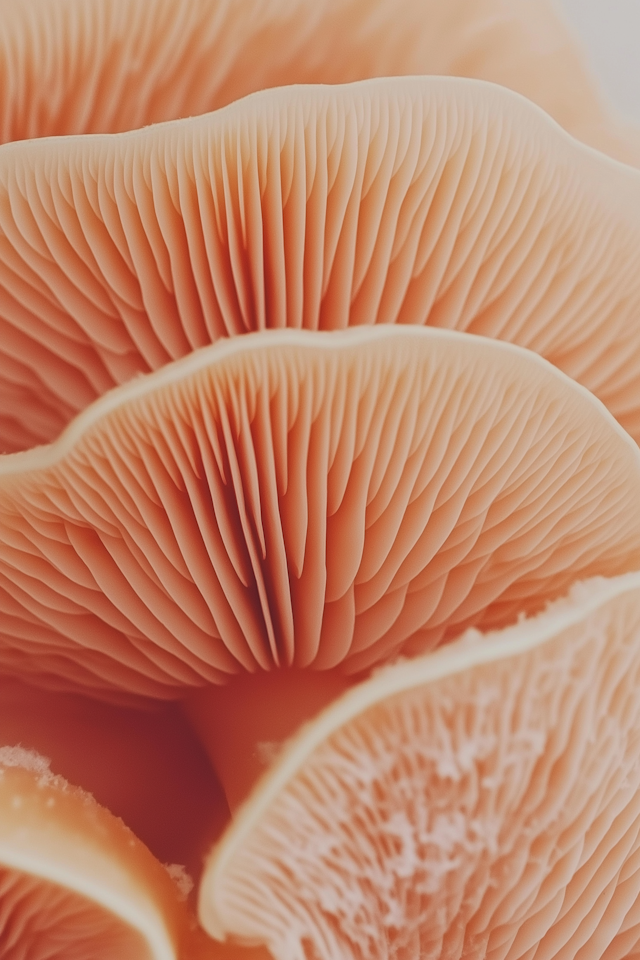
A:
[3,79,640,454]
[201,572,640,960]
[0,753,190,960]
[0,0,632,164]
[2,326,640,706]
[2,9,640,957]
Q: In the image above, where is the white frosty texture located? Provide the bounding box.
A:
[210,581,640,959]
[0,746,54,786]
[163,863,194,901]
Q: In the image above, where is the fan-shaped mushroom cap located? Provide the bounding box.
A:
[0,0,635,163]
[200,571,640,960]
[2,325,640,704]
[3,78,640,453]
[0,748,190,959]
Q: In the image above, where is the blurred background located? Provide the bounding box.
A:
[557,0,640,122]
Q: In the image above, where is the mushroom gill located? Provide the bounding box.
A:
[199,571,640,960]
[0,747,192,959]
[2,324,640,808]
[1,8,639,958]
[0,0,636,165]
[3,79,640,457]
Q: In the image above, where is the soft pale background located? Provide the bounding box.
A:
[557,0,640,122]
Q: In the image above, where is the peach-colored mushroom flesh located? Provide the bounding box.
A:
[2,324,640,808]
[0,677,228,881]
[200,572,640,960]
[2,79,640,455]
[0,0,636,164]
[3,4,640,958]
[0,749,191,959]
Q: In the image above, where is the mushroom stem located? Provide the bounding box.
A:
[185,670,352,811]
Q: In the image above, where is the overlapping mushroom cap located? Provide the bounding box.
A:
[2,324,640,702]
[201,572,640,960]
[3,79,640,457]
[1,0,638,165]
[0,747,192,960]
[6,313,640,957]
[2,4,640,959]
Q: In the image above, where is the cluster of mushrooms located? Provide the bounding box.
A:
[3,1,640,958]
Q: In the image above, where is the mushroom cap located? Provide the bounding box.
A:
[0,748,190,959]
[2,78,640,453]
[2,325,640,701]
[200,571,640,959]
[0,0,634,162]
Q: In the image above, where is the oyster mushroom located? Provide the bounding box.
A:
[2,324,640,814]
[0,0,636,165]
[0,8,639,957]
[199,571,640,959]
[3,79,640,456]
[0,747,192,959]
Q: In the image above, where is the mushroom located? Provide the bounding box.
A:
[1,8,639,959]
[0,0,637,165]
[0,746,193,959]
[199,570,640,959]
[2,324,640,814]
[0,676,228,880]
[3,78,640,457]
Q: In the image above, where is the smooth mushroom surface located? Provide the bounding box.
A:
[201,571,640,960]
[0,0,637,165]
[2,324,640,806]
[0,748,192,960]
[0,676,228,881]
[3,78,640,455]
